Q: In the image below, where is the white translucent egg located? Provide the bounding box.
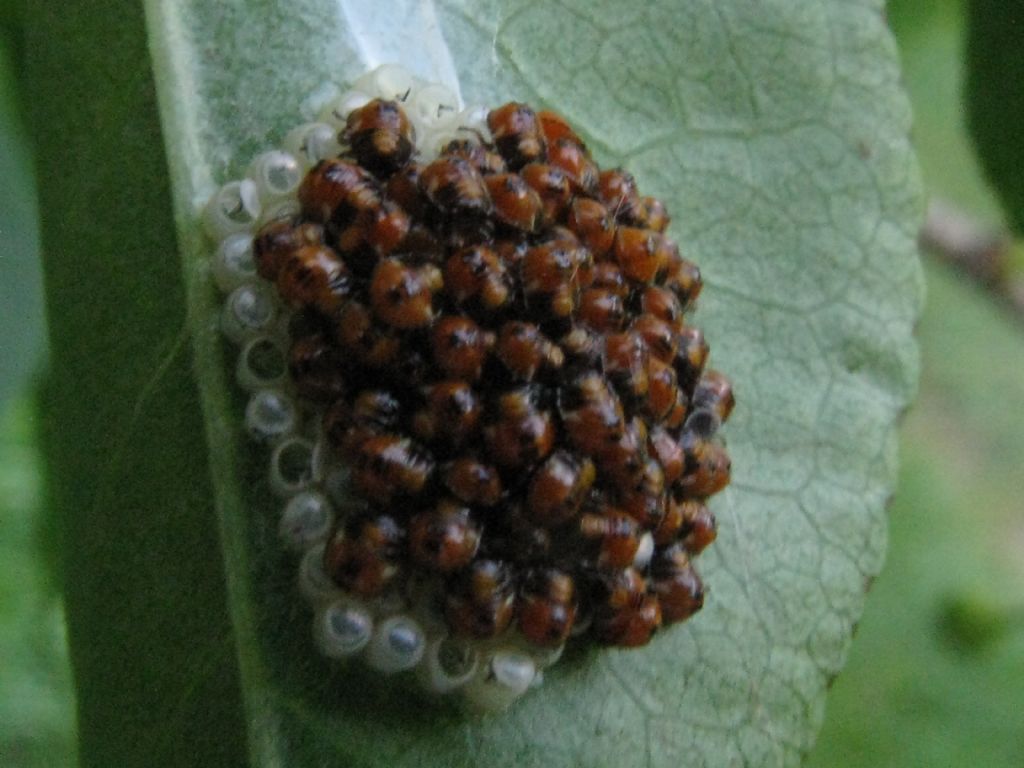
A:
[244,389,298,445]
[246,150,302,203]
[364,614,426,674]
[298,543,339,605]
[283,122,343,169]
[211,232,257,293]
[407,83,460,131]
[235,335,287,392]
[354,64,415,103]
[417,635,479,694]
[317,90,373,131]
[268,436,315,496]
[315,597,374,659]
[202,179,261,240]
[220,282,278,345]
[454,105,491,143]
[462,649,537,712]
[256,198,301,229]
[279,490,333,550]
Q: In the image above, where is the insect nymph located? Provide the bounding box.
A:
[204,64,733,713]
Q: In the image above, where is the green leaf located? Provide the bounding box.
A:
[966,0,1024,232]
[889,0,1005,223]
[810,5,1024,760]
[809,260,1024,767]
[27,1,923,766]
[0,397,77,768]
[24,4,248,766]
[0,30,45,408]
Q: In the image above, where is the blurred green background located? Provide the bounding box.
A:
[1,0,1022,765]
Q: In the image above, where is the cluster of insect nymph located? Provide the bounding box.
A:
[203,64,733,713]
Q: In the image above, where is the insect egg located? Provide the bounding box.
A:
[244,389,297,444]
[212,232,258,292]
[364,615,427,673]
[235,335,287,393]
[315,597,375,658]
[417,636,480,694]
[206,63,734,713]
[247,150,303,202]
[221,282,278,345]
[463,650,537,712]
[268,436,315,497]
[283,122,343,169]
[203,179,261,239]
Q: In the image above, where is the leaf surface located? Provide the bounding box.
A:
[966,0,1024,232]
[0,32,44,407]
[28,1,923,766]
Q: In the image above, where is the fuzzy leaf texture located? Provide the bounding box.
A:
[966,0,1024,233]
[25,1,923,766]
